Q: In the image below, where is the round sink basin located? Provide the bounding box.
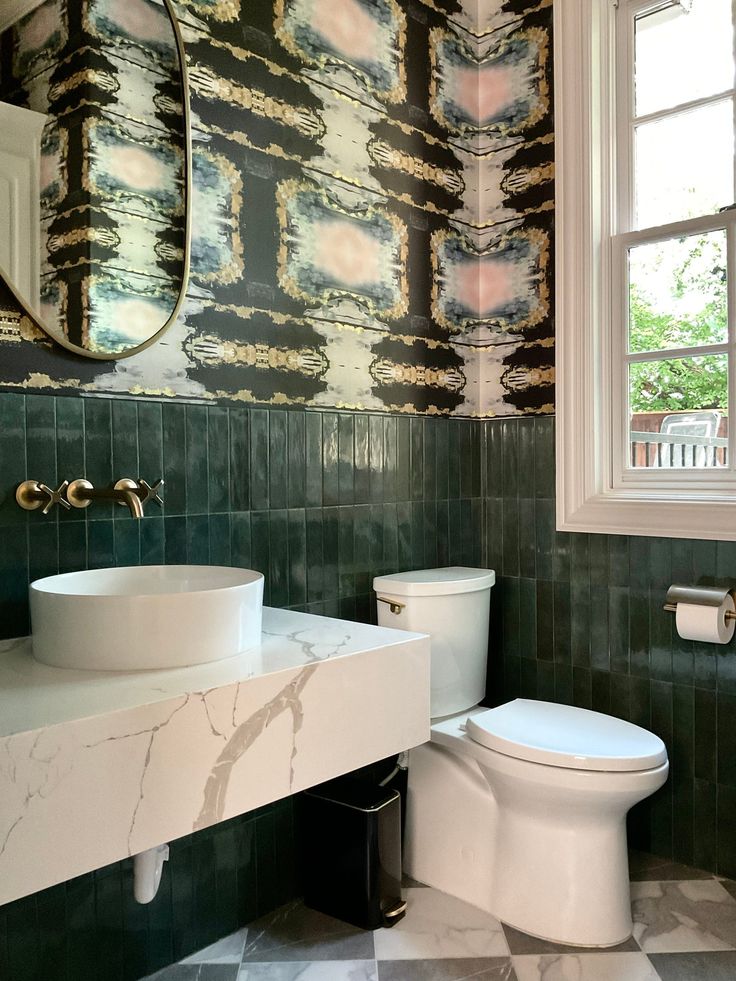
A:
[30,565,264,671]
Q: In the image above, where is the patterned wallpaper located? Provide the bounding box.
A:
[0,0,554,417]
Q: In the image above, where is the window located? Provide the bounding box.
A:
[556,0,736,539]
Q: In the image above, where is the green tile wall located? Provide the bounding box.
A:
[0,391,484,981]
[485,415,736,878]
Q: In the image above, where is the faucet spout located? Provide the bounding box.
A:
[115,480,144,519]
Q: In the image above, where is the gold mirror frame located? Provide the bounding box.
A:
[0,0,192,361]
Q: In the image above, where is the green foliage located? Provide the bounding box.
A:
[629,235,728,413]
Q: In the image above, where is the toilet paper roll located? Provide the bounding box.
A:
[675,594,735,644]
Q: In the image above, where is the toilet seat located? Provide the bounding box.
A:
[465,699,667,772]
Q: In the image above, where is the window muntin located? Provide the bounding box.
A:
[617,0,736,474]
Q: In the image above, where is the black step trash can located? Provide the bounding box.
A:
[302,776,407,930]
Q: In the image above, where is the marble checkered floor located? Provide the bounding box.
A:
[144,853,736,981]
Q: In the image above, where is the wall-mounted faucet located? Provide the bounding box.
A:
[17,477,164,519]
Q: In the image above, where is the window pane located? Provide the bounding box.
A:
[635,100,734,229]
[628,230,727,354]
[629,355,728,468]
[635,0,734,117]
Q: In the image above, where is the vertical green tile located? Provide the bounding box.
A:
[137,401,164,491]
[501,497,519,578]
[55,397,85,519]
[502,577,520,659]
[608,586,629,674]
[573,666,592,709]
[231,512,251,570]
[209,512,231,566]
[353,505,371,595]
[66,874,97,981]
[534,499,554,581]
[208,406,230,513]
[192,832,218,950]
[383,416,397,503]
[162,403,186,515]
[235,819,258,925]
[268,410,288,510]
[534,415,555,498]
[213,822,239,937]
[423,500,437,569]
[0,394,26,528]
[694,688,717,782]
[553,580,571,663]
[94,867,123,981]
[249,409,269,511]
[354,414,370,505]
[87,519,114,569]
[58,521,86,576]
[287,411,306,509]
[28,522,58,583]
[164,516,187,565]
[630,589,651,678]
[535,580,554,661]
[6,895,39,981]
[570,534,590,668]
[410,417,423,501]
[186,515,210,565]
[140,516,165,565]
[717,785,736,877]
[435,417,449,502]
[147,864,173,974]
[171,846,195,961]
[251,513,271,603]
[322,413,339,507]
[370,415,384,504]
[693,778,717,872]
[486,420,503,499]
[84,398,113,495]
[323,508,339,600]
[36,883,68,980]
[114,519,140,567]
[25,394,56,485]
[421,419,434,504]
[396,417,411,501]
[396,501,412,571]
[338,506,354,597]
[185,405,209,515]
[500,419,518,500]
[338,414,354,505]
[383,502,398,575]
[305,412,322,508]
[229,408,250,512]
[255,808,278,914]
[288,509,307,607]
[518,499,536,579]
[436,499,449,567]
[112,400,139,494]
[270,510,291,606]
[305,508,324,603]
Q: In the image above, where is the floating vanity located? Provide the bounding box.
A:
[0,608,430,906]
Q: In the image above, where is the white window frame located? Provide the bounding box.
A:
[556,0,736,540]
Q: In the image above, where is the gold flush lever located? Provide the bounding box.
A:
[16,480,71,515]
[376,595,405,615]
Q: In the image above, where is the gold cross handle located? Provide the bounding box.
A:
[137,478,165,508]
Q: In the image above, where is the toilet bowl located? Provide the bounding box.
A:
[373,567,669,948]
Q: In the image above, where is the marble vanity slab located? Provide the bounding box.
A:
[0,608,430,906]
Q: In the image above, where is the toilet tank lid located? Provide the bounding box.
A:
[373,567,495,597]
[466,699,668,772]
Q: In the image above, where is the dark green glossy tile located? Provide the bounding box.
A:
[554,663,574,705]
[717,785,736,877]
[353,505,371,595]
[209,512,231,566]
[534,416,554,498]
[519,577,537,659]
[501,419,518,500]
[92,866,124,981]
[114,519,140,567]
[535,580,554,661]
[608,586,629,674]
[486,419,503,498]
[186,514,210,565]
[207,407,230,513]
[354,414,370,505]
[501,577,520,659]
[370,414,384,504]
[55,397,85,521]
[137,401,164,492]
[383,502,398,576]
[411,499,425,568]
[36,883,68,980]
[322,412,339,507]
[338,413,354,505]
[147,863,174,974]
[305,508,324,603]
[421,418,434,504]
[66,874,97,981]
[251,512,271,603]
[287,411,306,509]
[184,405,209,515]
[6,895,39,981]
[459,420,474,499]
[534,499,554,581]
[249,409,269,511]
[610,672,631,722]
[87,519,114,569]
[518,498,536,579]
[383,416,397,503]
[396,416,410,502]
[141,516,165,565]
[28,522,58,583]
[573,666,592,709]
[718,693,736,787]
[268,410,288,510]
[323,508,340,600]
[517,418,535,497]
[695,689,717,782]
[111,400,138,499]
[171,846,195,962]
[630,589,650,678]
[269,509,289,607]
[229,408,250,512]
[410,417,424,501]
[435,418,449,502]
[235,819,258,925]
[192,831,218,951]
[164,516,187,565]
[287,509,306,607]
[501,496,519,578]
[486,497,502,572]
[537,660,555,701]
[25,395,56,489]
[304,412,322,509]
[436,499,449,567]
[255,808,278,914]
[84,398,113,499]
[58,520,86,576]
[162,402,186,515]
[553,579,571,663]
[230,512,251,570]
[337,506,354,596]
[213,823,239,938]
[0,394,26,528]
[396,501,412,571]
[693,777,717,872]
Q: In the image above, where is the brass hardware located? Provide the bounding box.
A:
[16,479,71,515]
[66,477,165,519]
[382,899,408,925]
[376,595,405,615]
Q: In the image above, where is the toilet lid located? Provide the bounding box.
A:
[466,699,667,772]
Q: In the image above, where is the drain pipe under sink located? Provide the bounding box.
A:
[133,844,170,904]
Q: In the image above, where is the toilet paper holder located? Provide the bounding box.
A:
[663,584,736,621]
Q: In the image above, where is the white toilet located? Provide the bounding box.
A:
[373,566,669,948]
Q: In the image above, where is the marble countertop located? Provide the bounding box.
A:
[0,607,431,906]
[0,607,426,737]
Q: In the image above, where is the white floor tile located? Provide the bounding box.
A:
[182,926,248,964]
[632,880,736,953]
[512,952,661,981]
[238,961,377,980]
[373,888,508,961]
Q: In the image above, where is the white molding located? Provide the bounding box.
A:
[554,0,736,540]
[0,0,45,33]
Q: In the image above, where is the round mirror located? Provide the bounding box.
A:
[0,0,191,360]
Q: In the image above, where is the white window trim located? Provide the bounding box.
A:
[555,0,736,540]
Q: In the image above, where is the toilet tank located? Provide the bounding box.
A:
[373,567,495,719]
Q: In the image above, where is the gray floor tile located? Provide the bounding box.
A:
[502,924,640,955]
[377,956,517,980]
[649,950,736,980]
[145,965,239,981]
[512,952,660,981]
[632,880,736,953]
[629,851,712,883]
[239,961,378,980]
[241,900,375,963]
[182,927,248,964]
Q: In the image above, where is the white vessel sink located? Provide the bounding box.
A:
[30,565,264,671]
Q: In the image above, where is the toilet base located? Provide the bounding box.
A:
[405,736,669,948]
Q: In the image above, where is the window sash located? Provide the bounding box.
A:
[612,0,736,488]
